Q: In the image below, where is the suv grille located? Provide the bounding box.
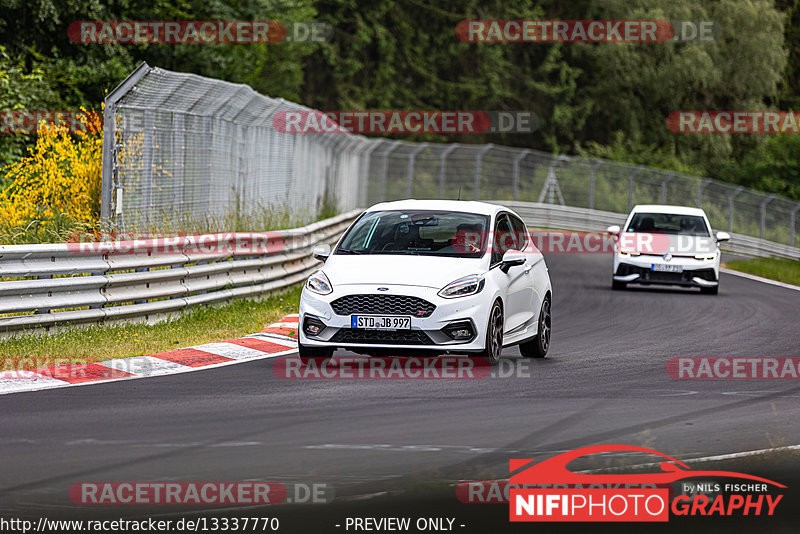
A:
[331,294,436,317]
[330,329,434,345]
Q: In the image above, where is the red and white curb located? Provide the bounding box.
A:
[0,314,299,396]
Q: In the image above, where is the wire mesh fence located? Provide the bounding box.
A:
[103,64,800,248]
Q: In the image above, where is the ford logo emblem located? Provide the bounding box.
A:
[377,287,389,291]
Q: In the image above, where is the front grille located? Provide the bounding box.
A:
[616,263,717,284]
[330,328,434,345]
[330,294,436,317]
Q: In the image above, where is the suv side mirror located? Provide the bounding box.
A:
[715,231,730,243]
[500,250,525,273]
[313,243,331,262]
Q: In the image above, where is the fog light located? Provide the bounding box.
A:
[442,320,475,341]
[303,316,326,337]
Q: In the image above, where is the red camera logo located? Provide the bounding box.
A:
[507,445,784,522]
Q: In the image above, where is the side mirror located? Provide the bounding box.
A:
[716,231,730,243]
[313,243,331,262]
[500,250,525,273]
[606,225,621,235]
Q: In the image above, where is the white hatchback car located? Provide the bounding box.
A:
[298,200,553,365]
[608,205,730,294]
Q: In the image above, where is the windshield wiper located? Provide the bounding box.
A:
[337,248,369,254]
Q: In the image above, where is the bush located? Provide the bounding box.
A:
[0,108,102,240]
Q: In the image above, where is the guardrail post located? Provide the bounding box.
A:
[474,144,493,201]
[696,179,711,208]
[513,150,531,202]
[660,172,676,204]
[406,143,428,198]
[628,165,643,212]
[438,144,458,199]
[726,186,744,233]
[791,204,800,247]
[760,194,776,240]
[589,160,602,209]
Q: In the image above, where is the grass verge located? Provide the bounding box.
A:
[0,284,302,371]
[723,257,800,287]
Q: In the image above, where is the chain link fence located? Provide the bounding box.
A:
[103,64,800,249]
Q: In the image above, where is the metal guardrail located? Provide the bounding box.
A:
[0,210,361,333]
[0,202,796,334]
[501,202,800,260]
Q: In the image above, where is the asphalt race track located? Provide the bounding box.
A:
[2,252,800,532]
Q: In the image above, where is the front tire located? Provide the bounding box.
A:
[520,295,551,358]
[612,280,627,290]
[478,301,504,366]
[700,285,719,295]
[298,342,334,366]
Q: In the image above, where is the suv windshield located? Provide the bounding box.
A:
[626,212,710,237]
[337,210,490,258]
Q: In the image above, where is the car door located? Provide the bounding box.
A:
[493,214,531,334]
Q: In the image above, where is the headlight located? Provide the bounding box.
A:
[306,270,333,295]
[619,250,640,257]
[694,252,717,260]
[438,275,485,298]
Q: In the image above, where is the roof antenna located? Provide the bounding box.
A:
[457,184,462,201]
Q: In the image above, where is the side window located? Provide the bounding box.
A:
[492,215,516,264]
[510,215,529,249]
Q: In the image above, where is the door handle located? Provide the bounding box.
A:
[524,265,532,273]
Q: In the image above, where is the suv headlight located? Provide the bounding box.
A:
[306,270,333,295]
[438,275,485,299]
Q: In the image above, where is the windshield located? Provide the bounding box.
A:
[336,210,490,258]
[626,212,710,237]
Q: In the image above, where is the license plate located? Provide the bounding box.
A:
[351,315,411,330]
[652,264,683,273]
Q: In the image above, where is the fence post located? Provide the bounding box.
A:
[359,140,381,207]
[380,141,401,202]
[696,179,711,208]
[101,62,151,227]
[790,204,800,247]
[659,172,675,204]
[628,165,643,212]
[406,143,428,198]
[589,160,602,209]
[474,144,493,200]
[513,150,531,202]
[760,195,775,240]
[438,144,458,199]
[726,186,744,233]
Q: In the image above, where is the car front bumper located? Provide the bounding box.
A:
[298,284,492,352]
[613,255,719,287]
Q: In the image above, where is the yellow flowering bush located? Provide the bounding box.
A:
[0,108,103,231]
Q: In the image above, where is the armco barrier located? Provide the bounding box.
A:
[0,202,797,334]
[500,201,800,260]
[0,210,361,333]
